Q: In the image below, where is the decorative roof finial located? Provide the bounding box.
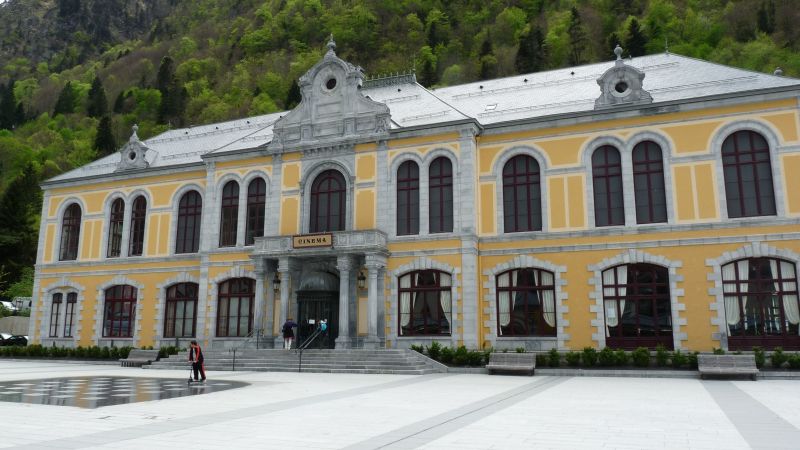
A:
[614,44,623,61]
[131,124,139,141]
[326,34,336,54]
[774,67,784,76]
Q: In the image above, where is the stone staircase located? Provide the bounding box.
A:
[146,349,445,375]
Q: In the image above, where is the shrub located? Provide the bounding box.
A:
[409,344,424,354]
[753,347,766,368]
[614,349,629,366]
[581,347,598,367]
[565,351,581,367]
[453,346,470,366]
[788,354,800,370]
[466,349,485,366]
[100,347,110,358]
[671,350,688,369]
[655,344,669,367]
[770,347,788,368]
[688,351,699,369]
[426,341,442,361]
[119,346,132,359]
[536,353,548,367]
[598,347,615,367]
[110,347,120,359]
[482,350,493,366]
[631,347,650,367]
[548,348,560,367]
[515,347,525,353]
[712,347,725,355]
[439,346,454,364]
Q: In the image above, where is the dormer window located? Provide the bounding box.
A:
[595,45,652,109]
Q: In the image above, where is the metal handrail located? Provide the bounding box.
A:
[295,328,324,372]
[229,328,265,371]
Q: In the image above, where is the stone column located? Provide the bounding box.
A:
[263,260,277,346]
[274,256,293,348]
[252,258,266,338]
[364,254,387,348]
[336,254,353,348]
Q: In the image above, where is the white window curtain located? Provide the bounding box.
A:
[497,273,511,332]
[603,266,626,336]
[722,263,740,335]
[400,274,411,330]
[540,271,556,327]
[779,261,800,333]
[440,273,452,328]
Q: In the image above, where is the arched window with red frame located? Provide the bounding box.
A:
[107,198,124,257]
[429,157,453,233]
[245,178,266,245]
[103,285,137,338]
[496,268,556,337]
[128,196,147,256]
[632,141,667,224]
[164,282,198,338]
[503,155,542,232]
[175,191,202,253]
[398,270,452,336]
[49,293,62,337]
[216,278,254,337]
[722,130,776,218]
[310,170,346,232]
[219,181,239,247]
[592,146,624,227]
[396,161,419,236]
[64,293,77,337]
[59,203,82,261]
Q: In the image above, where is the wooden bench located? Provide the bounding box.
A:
[119,349,160,367]
[487,352,536,375]
[698,354,759,380]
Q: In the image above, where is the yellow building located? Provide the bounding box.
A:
[32,41,800,353]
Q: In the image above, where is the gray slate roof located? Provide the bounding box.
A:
[48,52,800,184]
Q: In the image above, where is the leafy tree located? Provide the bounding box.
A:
[86,76,108,118]
[156,56,186,125]
[94,116,116,157]
[53,81,77,116]
[625,18,648,57]
[516,26,548,73]
[478,39,496,80]
[3,266,33,298]
[0,81,22,130]
[0,163,41,285]
[285,79,301,109]
[113,91,126,113]
[567,7,589,65]
[757,0,776,34]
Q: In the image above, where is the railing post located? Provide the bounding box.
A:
[232,348,236,371]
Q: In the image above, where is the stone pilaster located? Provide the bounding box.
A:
[336,254,354,348]
[364,253,387,348]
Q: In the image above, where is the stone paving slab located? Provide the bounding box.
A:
[1,360,799,449]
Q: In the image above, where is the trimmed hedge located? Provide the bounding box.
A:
[0,345,183,359]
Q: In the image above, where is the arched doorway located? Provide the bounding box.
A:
[296,271,339,348]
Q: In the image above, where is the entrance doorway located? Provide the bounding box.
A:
[297,291,338,348]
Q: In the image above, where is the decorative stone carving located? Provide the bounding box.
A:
[595,45,653,110]
[267,36,391,155]
[116,125,152,171]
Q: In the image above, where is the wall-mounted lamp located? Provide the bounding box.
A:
[357,271,366,290]
[273,273,281,294]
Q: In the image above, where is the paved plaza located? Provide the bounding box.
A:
[0,361,799,449]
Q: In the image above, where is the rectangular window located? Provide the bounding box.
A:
[49,293,63,337]
[64,293,77,337]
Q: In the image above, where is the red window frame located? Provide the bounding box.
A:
[219,181,239,247]
[429,157,453,233]
[64,293,77,337]
[49,293,62,337]
[59,203,81,261]
[216,278,254,337]
[396,160,419,236]
[722,130,776,218]
[632,141,667,224]
[245,178,266,245]
[107,198,125,258]
[310,170,346,232]
[103,285,137,338]
[592,146,625,227]
[128,196,147,256]
[502,155,542,232]
[398,270,452,336]
[496,268,557,337]
[175,191,202,253]
[164,282,198,338]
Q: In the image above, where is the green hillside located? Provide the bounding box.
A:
[1,0,799,294]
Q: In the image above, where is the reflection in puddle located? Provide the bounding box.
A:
[0,377,248,409]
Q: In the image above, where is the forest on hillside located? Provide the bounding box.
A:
[1,0,799,295]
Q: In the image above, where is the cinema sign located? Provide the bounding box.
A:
[292,233,333,249]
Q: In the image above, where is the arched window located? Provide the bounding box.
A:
[429,157,453,233]
[64,292,77,337]
[164,282,198,338]
[592,146,624,227]
[632,141,667,224]
[128,196,147,256]
[398,270,452,336]
[496,268,556,337]
[219,181,239,247]
[245,178,266,245]
[175,191,202,254]
[722,130,776,218]
[723,258,800,350]
[59,203,81,261]
[603,264,672,349]
[106,198,124,258]
[103,285,137,338]
[49,293,62,337]
[503,155,541,232]
[396,161,419,235]
[310,170,346,232]
[217,278,254,337]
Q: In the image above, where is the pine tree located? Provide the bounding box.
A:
[625,18,648,57]
[156,56,186,125]
[93,116,117,157]
[87,76,108,118]
[53,81,76,116]
[757,0,775,34]
[0,163,41,284]
[515,26,547,73]
[0,81,18,130]
[567,7,588,66]
[113,91,125,113]
[285,80,301,109]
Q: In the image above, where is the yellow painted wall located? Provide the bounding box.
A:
[355,190,375,229]
[280,197,299,234]
[783,154,800,215]
[356,154,375,181]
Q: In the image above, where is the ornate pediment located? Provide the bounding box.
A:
[595,45,653,110]
[115,125,152,171]
[267,37,390,154]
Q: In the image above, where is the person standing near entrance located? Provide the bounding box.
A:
[282,318,297,349]
[188,340,206,382]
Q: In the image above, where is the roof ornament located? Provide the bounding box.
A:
[326,34,336,57]
[594,44,652,109]
[116,123,151,171]
[130,124,140,141]
[774,67,784,76]
[614,44,623,61]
